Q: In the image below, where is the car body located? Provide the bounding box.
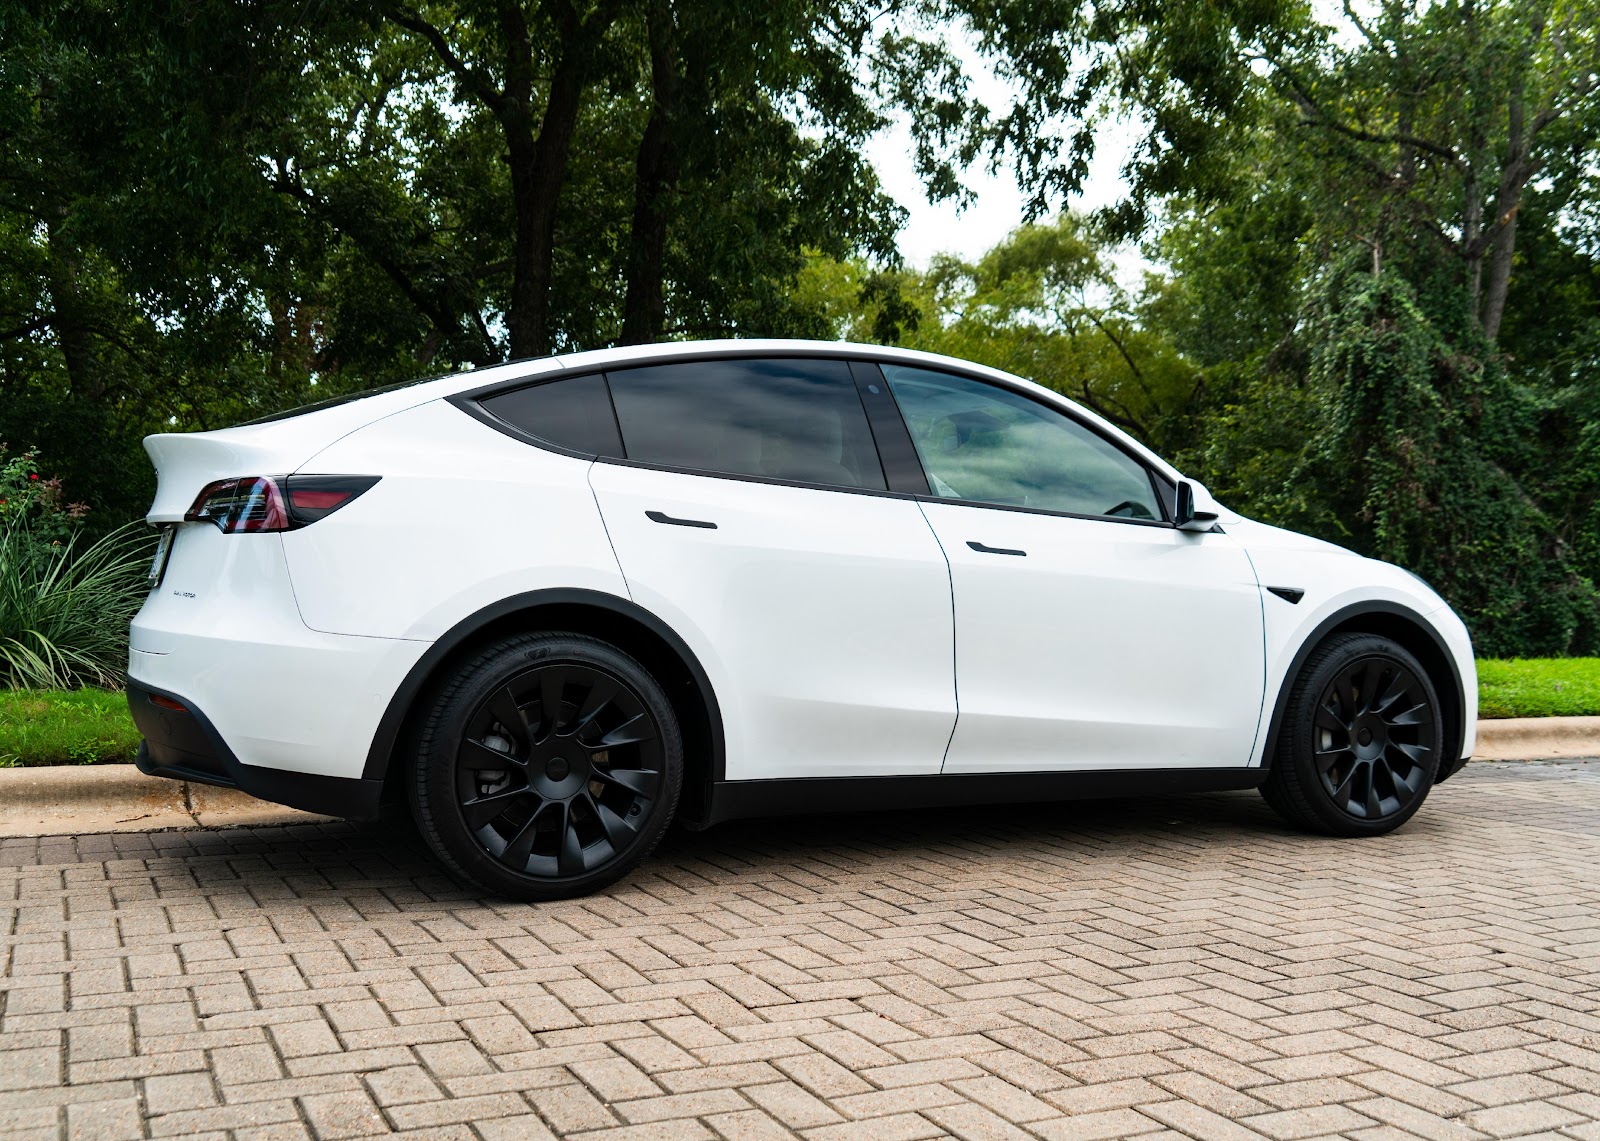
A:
[128,339,1476,896]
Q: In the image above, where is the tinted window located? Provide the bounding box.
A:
[883,365,1163,521]
[606,359,887,490]
[480,374,623,456]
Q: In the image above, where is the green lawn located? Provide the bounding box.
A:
[1477,657,1600,719]
[1,659,1597,766]
[0,688,142,766]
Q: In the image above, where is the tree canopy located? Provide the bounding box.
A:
[1,0,1596,655]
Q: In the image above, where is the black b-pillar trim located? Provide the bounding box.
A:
[849,360,930,496]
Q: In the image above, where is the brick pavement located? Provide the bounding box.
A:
[3,760,1600,1141]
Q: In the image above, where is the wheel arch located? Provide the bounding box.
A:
[1261,601,1468,781]
[365,589,725,824]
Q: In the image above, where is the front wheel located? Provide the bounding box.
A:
[408,633,683,900]
[1260,633,1443,836]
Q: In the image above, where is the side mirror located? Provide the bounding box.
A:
[1174,481,1220,531]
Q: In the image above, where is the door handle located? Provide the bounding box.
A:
[967,541,1026,557]
[646,510,717,530]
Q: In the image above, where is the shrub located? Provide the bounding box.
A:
[0,446,151,689]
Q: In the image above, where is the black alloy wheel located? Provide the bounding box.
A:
[410,633,682,899]
[1261,632,1443,836]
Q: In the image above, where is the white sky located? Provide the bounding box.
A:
[861,34,1145,275]
[864,120,1140,267]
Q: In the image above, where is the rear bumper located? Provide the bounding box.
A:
[129,680,384,821]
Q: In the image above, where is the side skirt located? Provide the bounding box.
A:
[698,768,1268,829]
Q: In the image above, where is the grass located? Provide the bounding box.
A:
[0,658,1596,767]
[1477,657,1600,719]
[0,688,141,767]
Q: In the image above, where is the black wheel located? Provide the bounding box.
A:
[1260,633,1442,836]
[408,632,682,900]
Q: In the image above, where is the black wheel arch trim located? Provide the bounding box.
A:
[362,588,726,801]
[1260,600,1469,782]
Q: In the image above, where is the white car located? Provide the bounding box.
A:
[128,340,1476,899]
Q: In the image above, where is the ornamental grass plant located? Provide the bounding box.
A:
[0,446,151,690]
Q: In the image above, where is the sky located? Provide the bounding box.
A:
[859,36,1144,273]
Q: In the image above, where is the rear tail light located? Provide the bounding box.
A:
[186,475,379,532]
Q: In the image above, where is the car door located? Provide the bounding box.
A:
[878,363,1266,773]
[586,356,957,782]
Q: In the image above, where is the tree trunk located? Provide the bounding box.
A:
[620,1,680,346]
[44,214,103,400]
[1480,82,1528,344]
[505,54,587,360]
[1481,200,1518,343]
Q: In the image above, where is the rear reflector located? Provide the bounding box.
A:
[149,694,188,713]
[186,475,379,532]
[284,475,381,525]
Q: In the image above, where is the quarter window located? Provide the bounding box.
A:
[480,373,624,457]
[882,365,1164,521]
[606,359,887,491]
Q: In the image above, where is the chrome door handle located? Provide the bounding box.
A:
[646,510,717,530]
[967,541,1026,557]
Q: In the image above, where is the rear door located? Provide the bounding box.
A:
[586,357,957,781]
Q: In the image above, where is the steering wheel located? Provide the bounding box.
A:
[1104,500,1155,520]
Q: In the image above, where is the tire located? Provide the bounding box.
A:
[408,632,683,900]
[1260,632,1443,837]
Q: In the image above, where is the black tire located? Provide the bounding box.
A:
[1260,633,1443,837]
[408,632,683,900]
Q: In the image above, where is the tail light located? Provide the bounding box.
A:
[186,475,379,532]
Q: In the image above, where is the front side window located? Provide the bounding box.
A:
[480,373,624,457]
[606,358,887,491]
[882,365,1164,521]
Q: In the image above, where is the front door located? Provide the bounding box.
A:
[880,364,1266,773]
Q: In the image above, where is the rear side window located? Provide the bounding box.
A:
[480,374,623,456]
[605,359,887,491]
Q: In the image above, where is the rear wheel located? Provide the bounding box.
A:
[1260,633,1442,836]
[409,633,682,900]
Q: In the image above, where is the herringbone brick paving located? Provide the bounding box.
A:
[4,760,1600,1141]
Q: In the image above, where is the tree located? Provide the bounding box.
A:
[804,215,1202,450]
[1263,0,1598,341]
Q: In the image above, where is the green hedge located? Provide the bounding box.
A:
[2,659,1598,767]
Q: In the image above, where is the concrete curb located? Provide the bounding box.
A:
[2,715,1597,837]
[1474,715,1600,761]
[0,764,330,837]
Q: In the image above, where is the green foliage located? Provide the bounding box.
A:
[1478,659,1600,719]
[0,0,1596,664]
[0,688,141,767]
[804,215,1204,451]
[1300,269,1595,655]
[0,444,152,688]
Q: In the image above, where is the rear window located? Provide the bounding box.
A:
[479,374,624,456]
[604,358,886,490]
[239,377,433,426]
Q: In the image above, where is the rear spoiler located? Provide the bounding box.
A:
[143,433,313,523]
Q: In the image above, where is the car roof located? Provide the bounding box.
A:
[227,339,1178,485]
